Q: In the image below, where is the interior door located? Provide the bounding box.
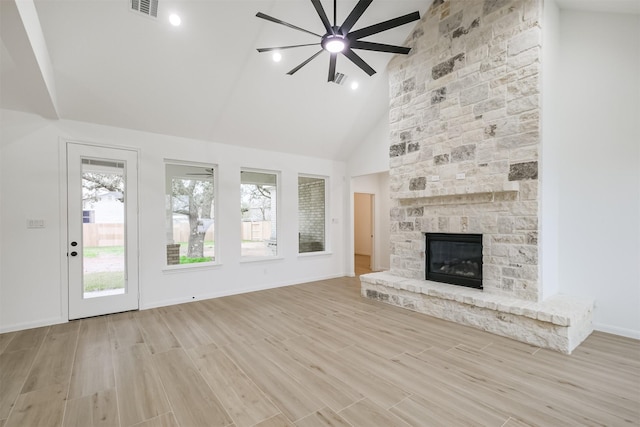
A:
[354,192,374,271]
[67,142,139,320]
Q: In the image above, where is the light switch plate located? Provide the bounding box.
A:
[27,219,45,228]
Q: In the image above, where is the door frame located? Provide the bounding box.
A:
[58,139,141,321]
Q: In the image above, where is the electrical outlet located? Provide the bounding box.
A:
[456,173,466,180]
[431,175,440,182]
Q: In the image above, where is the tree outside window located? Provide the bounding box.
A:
[165,163,216,265]
[241,170,278,258]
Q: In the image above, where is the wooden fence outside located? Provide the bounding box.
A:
[83,221,271,247]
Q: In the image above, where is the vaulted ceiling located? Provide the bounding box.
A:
[1,0,432,160]
[2,0,637,160]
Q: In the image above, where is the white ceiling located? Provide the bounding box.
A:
[1,0,432,160]
[2,0,637,160]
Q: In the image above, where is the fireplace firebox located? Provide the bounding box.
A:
[426,233,483,289]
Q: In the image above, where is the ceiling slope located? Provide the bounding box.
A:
[1,0,59,119]
[1,0,431,159]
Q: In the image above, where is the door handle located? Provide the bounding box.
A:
[71,241,78,247]
[70,251,78,257]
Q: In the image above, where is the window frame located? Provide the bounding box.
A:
[164,160,219,270]
[240,168,281,261]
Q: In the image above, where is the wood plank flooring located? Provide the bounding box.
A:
[1,276,638,426]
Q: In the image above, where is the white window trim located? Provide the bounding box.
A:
[240,167,281,259]
[165,159,219,269]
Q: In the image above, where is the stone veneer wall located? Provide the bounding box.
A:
[387,0,543,302]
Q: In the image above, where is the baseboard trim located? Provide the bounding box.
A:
[594,323,640,340]
[140,273,347,310]
[0,316,67,334]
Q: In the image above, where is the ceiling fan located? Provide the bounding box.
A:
[256,0,420,82]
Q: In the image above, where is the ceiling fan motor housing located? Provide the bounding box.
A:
[321,32,349,52]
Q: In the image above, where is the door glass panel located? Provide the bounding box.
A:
[81,159,126,299]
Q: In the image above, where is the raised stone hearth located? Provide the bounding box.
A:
[360,272,594,354]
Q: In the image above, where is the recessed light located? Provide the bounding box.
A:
[169,14,181,26]
[351,81,359,90]
[272,52,282,62]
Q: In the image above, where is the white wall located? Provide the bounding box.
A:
[0,109,348,332]
[345,100,393,275]
[346,111,391,177]
[556,10,640,338]
[541,0,561,300]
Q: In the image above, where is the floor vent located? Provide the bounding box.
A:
[333,73,348,85]
[131,0,158,18]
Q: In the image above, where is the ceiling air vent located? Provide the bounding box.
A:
[333,73,347,85]
[131,0,158,18]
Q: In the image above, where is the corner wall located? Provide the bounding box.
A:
[556,9,640,338]
[540,0,561,300]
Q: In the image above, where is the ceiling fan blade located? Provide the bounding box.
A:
[328,53,337,82]
[349,40,411,54]
[256,12,323,38]
[339,0,373,34]
[343,49,376,76]
[310,0,333,34]
[287,50,324,75]
[257,43,320,53]
[348,11,420,40]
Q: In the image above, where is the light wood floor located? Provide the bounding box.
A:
[1,277,639,427]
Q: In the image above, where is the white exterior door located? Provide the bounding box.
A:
[67,142,139,320]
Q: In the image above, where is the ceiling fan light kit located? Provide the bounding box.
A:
[256,0,420,83]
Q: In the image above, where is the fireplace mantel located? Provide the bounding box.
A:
[393,182,520,202]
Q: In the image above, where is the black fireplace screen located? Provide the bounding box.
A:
[426,233,483,289]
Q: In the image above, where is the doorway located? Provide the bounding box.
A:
[354,192,374,275]
[67,143,139,320]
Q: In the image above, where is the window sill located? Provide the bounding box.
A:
[240,256,284,264]
[162,262,220,273]
[298,251,333,257]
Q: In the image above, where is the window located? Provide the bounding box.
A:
[165,162,216,265]
[241,169,278,258]
[298,175,327,253]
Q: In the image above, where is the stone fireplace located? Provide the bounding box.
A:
[360,0,594,354]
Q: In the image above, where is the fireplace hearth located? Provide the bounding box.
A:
[426,233,482,289]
